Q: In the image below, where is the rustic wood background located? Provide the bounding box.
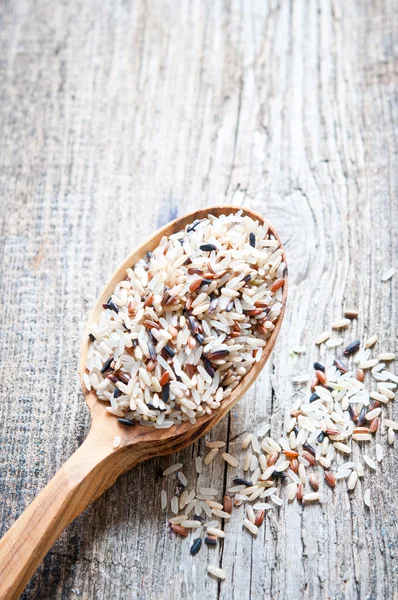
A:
[1,0,397,598]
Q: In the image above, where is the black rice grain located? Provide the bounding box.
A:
[203,358,215,378]
[88,333,96,342]
[205,537,217,546]
[206,349,230,361]
[233,477,253,487]
[302,442,316,457]
[188,316,199,334]
[187,219,203,233]
[344,340,360,356]
[117,418,135,426]
[313,362,325,372]
[190,538,202,556]
[194,333,205,345]
[163,345,175,358]
[357,407,367,427]
[249,232,256,247]
[148,341,157,361]
[273,471,287,480]
[348,405,357,421]
[199,244,217,252]
[162,384,170,403]
[102,301,119,314]
[101,357,113,374]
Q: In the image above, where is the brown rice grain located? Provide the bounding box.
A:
[204,448,219,465]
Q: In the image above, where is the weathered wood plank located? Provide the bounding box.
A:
[0,0,397,599]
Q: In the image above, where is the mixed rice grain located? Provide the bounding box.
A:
[86,212,285,427]
[154,261,395,584]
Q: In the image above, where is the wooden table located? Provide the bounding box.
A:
[1,1,397,598]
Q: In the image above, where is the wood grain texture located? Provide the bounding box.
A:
[0,1,397,599]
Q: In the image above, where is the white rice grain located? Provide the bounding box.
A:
[243,519,259,535]
[363,455,377,470]
[163,463,184,476]
[315,331,331,345]
[222,453,239,467]
[208,566,226,580]
[381,268,394,282]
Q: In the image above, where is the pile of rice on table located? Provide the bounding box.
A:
[84,212,286,427]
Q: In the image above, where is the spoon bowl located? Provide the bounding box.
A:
[0,205,287,600]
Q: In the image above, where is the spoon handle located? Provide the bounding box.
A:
[0,427,134,600]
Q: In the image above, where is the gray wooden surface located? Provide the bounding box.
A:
[1,0,397,598]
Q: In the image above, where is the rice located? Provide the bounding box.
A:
[169,515,187,525]
[159,277,395,586]
[303,492,321,503]
[270,494,283,506]
[332,318,351,329]
[363,455,377,470]
[163,463,183,476]
[222,452,239,467]
[204,520,220,529]
[365,335,378,348]
[204,448,219,465]
[246,505,255,523]
[178,472,188,486]
[376,443,383,462]
[86,212,285,426]
[206,500,223,510]
[206,441,226,448]
[315,331,331,344]
[347,471,358,490]
[257,423,271,437]
[325,338,343,348]
[199,487,218,496]
[213,509,231,519]
[206,527,225,538]
[207,566,226,580]
[180,520,201,529]
[292,345,307,354]
[241,433,253,449]
[381,268,394,282]
[378,353,395,361]
[171,496,179,514]
[286,482,298,500]
[243,453,252,471]
[243,519,259,535]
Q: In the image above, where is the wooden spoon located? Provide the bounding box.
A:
[0,205,287,599]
